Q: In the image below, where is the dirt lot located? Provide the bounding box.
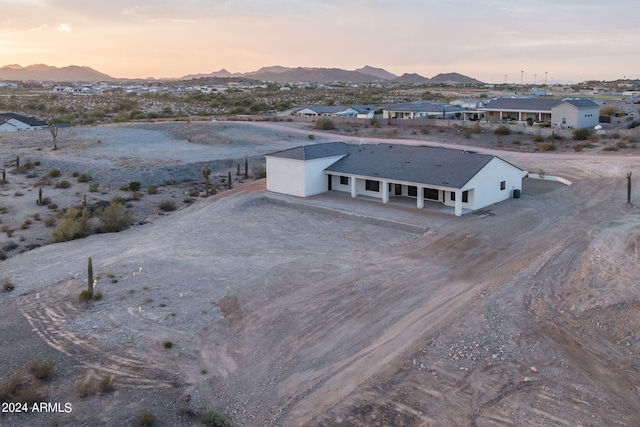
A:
[1,120,640,426]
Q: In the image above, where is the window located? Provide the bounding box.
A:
[424,188,438,200]
[408,186,417,197]
[500,181,506,190]
[451,191,455,201]
[340,176,349,185]
[462,191,468,203]
[365,180,380,192]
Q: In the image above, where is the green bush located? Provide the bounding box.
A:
[147,186,158,195]
[77,173,91,182]
[89,182,100,192]
[48,168,61,178]
[29,359,54,380]
[201,409,233,427]
[314,117,335,130]
[55,180,71,189]
[97,201,135,233]
[539,142,556,152]
[494,125,511,136]
[51,208,89,242]
[136,411,156,427]
[572,128,592,141]
[252,165,266,179]
[129,181,141,192]
[159,201,177,212]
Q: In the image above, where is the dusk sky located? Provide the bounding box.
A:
[1,0,637,83]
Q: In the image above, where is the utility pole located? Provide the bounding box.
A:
[521,70,524,85]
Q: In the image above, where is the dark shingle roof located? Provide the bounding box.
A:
[325,143,501,188]
[0,113,47,127]
[482,98,561,111]
[561,99,599,109]
[266,142,349,161]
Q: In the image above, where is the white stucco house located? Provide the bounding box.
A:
[0,113,48,132]
[480,97,600,128]
[265,142,525,216]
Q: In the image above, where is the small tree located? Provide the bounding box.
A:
[315,117,335,130]
[494,125,511,136]
[52,208,89,242]
[97,201,134,233]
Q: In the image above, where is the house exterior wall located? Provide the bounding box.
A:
[462,158,523,210]
[266,154,347,197]
[551,103,599,129]
[266,156,307,196]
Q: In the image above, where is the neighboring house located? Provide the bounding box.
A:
[293,106,345,117]
[480,97,600,128]
[0,113,48,132]
[266,142,524,216]
[336,105,377,119]
[551,99,599,129]
[383,101,466,119]
[450,98,485,109]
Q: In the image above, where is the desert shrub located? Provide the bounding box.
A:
[512,140,520,145]
[2,279,14,291]
[573,128,592,140]
[252,165,266,179]
[55,180,71,189]
[159,201,177,212]
[14,191,24,196]
[308,134,315,140]
[51,208,89,242]
[72,172,80,177]
[616,141,628,149]
[463,128,473,138]
[99,376,115,393]
[0,373,42,404]
[47,203,58,210]
[89,182,100,192]
[147,186,158,195]
[539,142,556,152]
[76,379,97,398]
[29,359,54,380]
[602,145,619,151]
[532,134,544,142]
[136,411,156,426]
[0,206,8,214]
[163,341,173,348]
[129,181,141,192]
[97,201,135,233]
[574,143,589,152]
[201,409,233,427]
[494,125,511,136]
[0,250,7,261]
[77,173,91,182]
[111,196,127,204]
[314,117,335,130]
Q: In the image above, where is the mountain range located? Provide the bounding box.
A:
[0,63,484,85]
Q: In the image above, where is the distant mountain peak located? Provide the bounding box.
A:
[354,66,397,80]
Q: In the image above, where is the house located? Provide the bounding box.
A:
[551,99,599,129]
[480,97,600,128]
[266,142,524,216]
[293,106,345,117]
[0,113,48,132]
[383,101,466,120]
[336,105,377,119]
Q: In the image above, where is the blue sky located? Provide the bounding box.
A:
[1,0,637,82]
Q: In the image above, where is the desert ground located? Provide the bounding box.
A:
[1,120,640,426]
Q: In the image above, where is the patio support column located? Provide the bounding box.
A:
[382,181,389,203]
[518,111,522,121]
[454,190,462,216]
[417,186,424,209]
[499,111,503,120]
[350,177,357,198]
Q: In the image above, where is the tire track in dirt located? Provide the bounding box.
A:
[16,279,180,389]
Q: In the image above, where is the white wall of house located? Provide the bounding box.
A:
[266,154,346,197]
[462,158,523,210]
[551,103,599,129]
[0,118,45,132]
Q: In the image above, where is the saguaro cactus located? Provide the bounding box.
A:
[38,187,43,205]
[228,171,232,189]
[16,155,20,170]
[202,166,212,197]
[627,171,632,203]
[244,155,249,179]
[49,121,58,150]
[87,256,94,299]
